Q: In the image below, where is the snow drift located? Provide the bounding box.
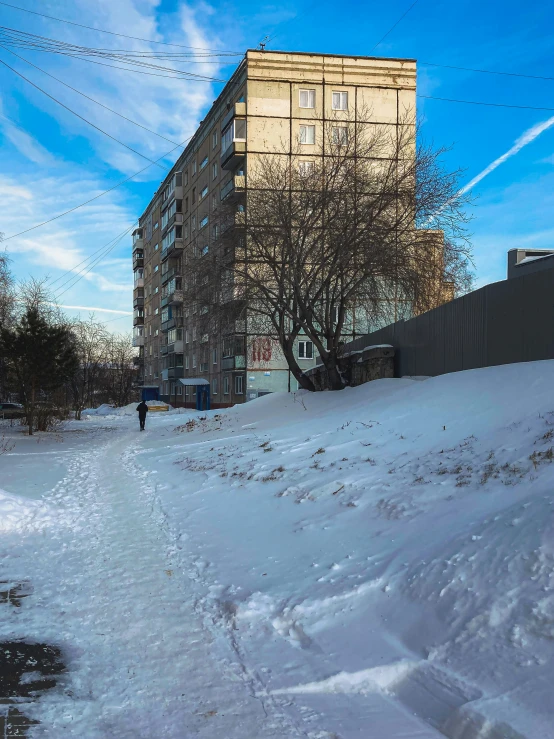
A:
[139,360,554,739]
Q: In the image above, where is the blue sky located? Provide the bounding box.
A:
[1,0,554,333]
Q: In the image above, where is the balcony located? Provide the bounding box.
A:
[161,368,169,381]
[221,354,246,371]
[134,276,144,288]
[161,211,183,236]
[221,140,246,170]
[133,315,144,327]
[161,316,183,332]
[132,228,143,249]
[221,101,246,131]
[161,345,169,355]
[133,254,144,269]
[161,238,184,262]
[221,174,245,201]
[132,335,144,347]
[133,355,144,366]
[161,289,183,308]
[168,366,184,380]
[133,295,144,309]
[167,340,184,354]
[161,266,177,285]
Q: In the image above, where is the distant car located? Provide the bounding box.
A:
[0,402,25,419]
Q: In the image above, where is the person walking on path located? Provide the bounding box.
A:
[136,400,149,431]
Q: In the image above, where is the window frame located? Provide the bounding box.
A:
[299,124,315,145]
[332,91,348,111]
[298,340,314,359]
[299,88,316,109]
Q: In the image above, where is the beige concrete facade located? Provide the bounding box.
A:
[133,50,418,407]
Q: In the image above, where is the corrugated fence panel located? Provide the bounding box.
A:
[443,297,464,375]
[340,265,554,379]
[521,271,554,362]
[486,279,523,367]
[461,287,487,370]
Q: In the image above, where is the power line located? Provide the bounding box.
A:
[1,45,181,145]
[0,1,242,53]
[0,56,169,170]
[0,27,230,81]
[418,93,554,112]
[47,225,136,288]
[2,136,191,242]
[54,224,136,298]
[370,0,420,53]
[420,60,554,82]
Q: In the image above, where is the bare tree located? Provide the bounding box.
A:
[103,333,136,408]
[184,112,472,391]
[69,316,110,419]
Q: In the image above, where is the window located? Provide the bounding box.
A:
[298,161,314,176]
[212,193,217,210]
[192,187,196,203]
[212,377,218,395]
[299,125,315,144]
[332,126,348,145]
[192,353,196,368]
[185,354,189,369]
[212,224,219,239]
[192,215,196,231]
[212,129,218,149]
[212,162,218,180]
[299,89,315,108]
[154,264,159,272]
[223,375,230,395]
[200,185,209,200]
[222,119,246,151]
[201,244,209,256]
[154,221,159,230]
[154,243,159,250]
[200,155,208,170]
[212,348,217,364]
[184,171,189,186]
[200,215,209,229]
[298,341,314,359]
[185,196,189,212]
[192,160,197,175]
[332,91,348,110]
[177,384,183,395]
[235,375,244,394]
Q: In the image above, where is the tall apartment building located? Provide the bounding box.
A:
[133,49,418,408]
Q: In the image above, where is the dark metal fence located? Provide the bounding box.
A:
[341,266,554,377]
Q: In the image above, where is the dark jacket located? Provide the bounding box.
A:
[136,402,149,417]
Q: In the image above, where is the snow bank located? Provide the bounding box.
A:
[83,401,172,417]
[0,488,57,532]
[141,359,554,738]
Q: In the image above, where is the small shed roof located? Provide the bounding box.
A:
[179,378,210,386]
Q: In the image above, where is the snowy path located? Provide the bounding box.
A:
[3,429,304,737]
[1,421,446,738]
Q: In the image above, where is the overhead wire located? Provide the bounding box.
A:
[0,56,170,170]
[47,224,137,288]
[0,27,230,81]
[419,60,554,82]
[0,1,242,53]
[417,94,554,112]
[1,135,192,242]
[370,0,420,53]
[0,44,182,145]
[54,224,137,298]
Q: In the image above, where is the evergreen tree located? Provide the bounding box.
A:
[0,307,79,435]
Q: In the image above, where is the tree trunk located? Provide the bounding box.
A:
[282,342,316,392]
[28,383,34,435]
[321,354,345,391]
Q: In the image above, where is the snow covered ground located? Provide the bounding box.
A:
[2,360,554,738]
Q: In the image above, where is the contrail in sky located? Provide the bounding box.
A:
[460,114,554,194]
